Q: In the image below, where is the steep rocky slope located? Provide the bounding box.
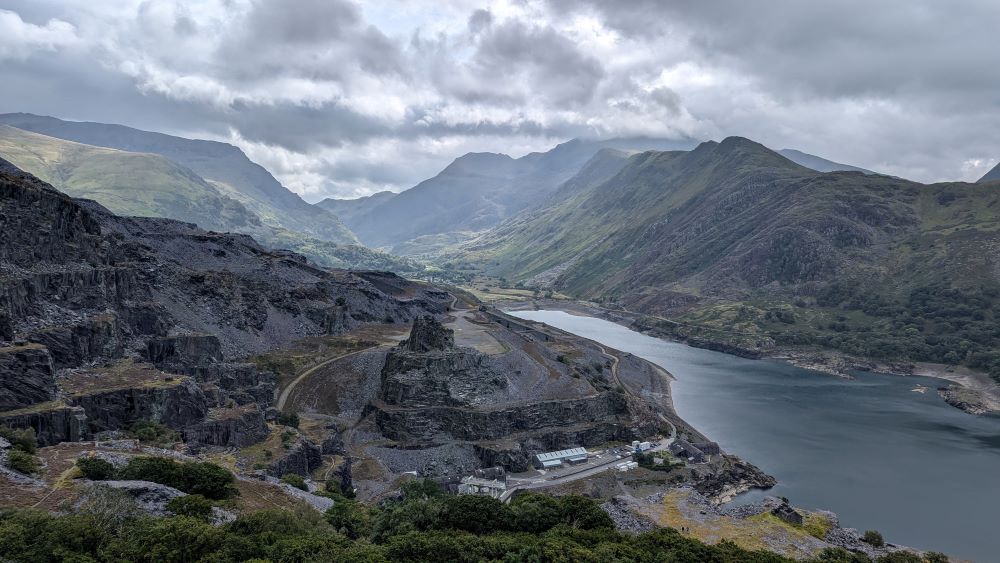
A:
[0,113,357,245]
[0,124,423,273]
[346,314,661,475]
[0,159,448,445]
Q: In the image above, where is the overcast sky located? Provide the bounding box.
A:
[1,0,998,201]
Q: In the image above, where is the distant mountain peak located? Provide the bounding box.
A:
[979,161,1000,183]
[777,148,875,175]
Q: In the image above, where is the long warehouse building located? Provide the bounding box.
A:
[533,447,588,469]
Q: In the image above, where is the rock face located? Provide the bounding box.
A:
[0,160,448,447]
[269,437,323,477]
[368,317,647,471]
[0,404,89,445]
[146,334,223,368]
[183,405,269,447]
[401,316,454,352]
[0,344,56,410]
[73,378,209,434]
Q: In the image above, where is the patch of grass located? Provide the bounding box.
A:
[58,360,183,396]
[251,336,375,391]
[801,512,834,539]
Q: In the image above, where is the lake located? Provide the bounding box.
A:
[510,309,1000,561]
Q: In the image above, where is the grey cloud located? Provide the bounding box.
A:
[468,9,492,34]
[1,0,998,197]
[216,0,404,82]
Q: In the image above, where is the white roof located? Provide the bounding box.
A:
[535,447,587,462]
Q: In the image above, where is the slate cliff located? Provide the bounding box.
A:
[0,159,449,445]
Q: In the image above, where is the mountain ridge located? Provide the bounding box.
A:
[336,136,701,251]
[980,161,1000,183]
[0,112,358,245]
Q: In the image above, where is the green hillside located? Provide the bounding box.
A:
[0,125,260,232]
[0,125,425,274]
[331,137,698,252]
[0,113,358,245]
[466,137,1000,379]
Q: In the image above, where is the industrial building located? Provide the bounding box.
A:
[533,447,588,469]
[669,439,707,463]
[457,476,507,498]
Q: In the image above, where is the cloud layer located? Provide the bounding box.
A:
[1,0,998,199]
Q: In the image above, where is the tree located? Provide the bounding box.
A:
[862,529,885,547]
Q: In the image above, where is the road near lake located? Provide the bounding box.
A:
[511,309,1000,562]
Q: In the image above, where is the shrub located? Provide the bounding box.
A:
[167,494,213,521]
[0,426,37,454]
[325,499,369,538]
[128,421,180,445]
[77,457,116,480]
[862,529,885,547]
[276,411,300,428]
[6,449,39,475]
[400,479,442,500]
[119,456,180,485]
[119,457,236,500]
[281,473,308,491]
[177,462,238,500]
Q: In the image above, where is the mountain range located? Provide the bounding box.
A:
[462,137,1000,378]
[0,112,356,245]
[0,117,425,273]
[324,137,701,253]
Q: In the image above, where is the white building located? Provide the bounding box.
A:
[457,476,507,498]
[533,447,588,469]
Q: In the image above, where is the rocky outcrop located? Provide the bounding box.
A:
[375,394,626,443]
[146,334,223,368]
[693,455,777,501]
[0,344,56,410]
[0,403,89,446]
[84,480,185,517]
[72,378,209,434]
[268,438,322,477]
[26,314,123,369]
[401,315,454,352]
[321,429,346,455]
[183,405,268,447]
[380,350,508,408]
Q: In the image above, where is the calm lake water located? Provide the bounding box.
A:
[510,309,1000,562]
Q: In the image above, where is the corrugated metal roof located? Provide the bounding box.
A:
[534,447,587,462]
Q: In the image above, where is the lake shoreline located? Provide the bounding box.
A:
[505,298,1000,416]
[508,306,945,560]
